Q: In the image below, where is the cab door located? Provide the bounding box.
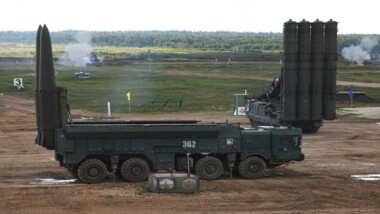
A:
[240,130,271,158]
[271,135,301,160]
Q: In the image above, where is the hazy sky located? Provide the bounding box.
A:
[1,0,379,33]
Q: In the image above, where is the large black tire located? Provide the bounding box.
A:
[77,159,107,183]
[239,156,266,179]
[120,158,150,182]
[195,156,224,180]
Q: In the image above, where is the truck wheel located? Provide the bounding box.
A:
[77,159,107,183]
[239,156,266,179]
[195,156,223,180]
[120,158,150,182]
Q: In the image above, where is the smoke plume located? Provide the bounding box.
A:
[341,37,378,65]
[61,32,92,67]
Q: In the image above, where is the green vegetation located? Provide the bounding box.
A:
[56,63,272,113]
[0,62,273,113]
[0,44,280,62]
[1,31,379,55]
[1,31,378,63]
[1,31,380,115]
[1,59,379,114]
[337,62,380,83]
[336,62,380,104]
[0,31,283,53]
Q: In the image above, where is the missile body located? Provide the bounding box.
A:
[37,25,59,149]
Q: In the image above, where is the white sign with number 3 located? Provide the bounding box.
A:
[13,78,23,87]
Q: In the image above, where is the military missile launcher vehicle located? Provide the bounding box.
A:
[246,19,338,133]
[35,25,304,183]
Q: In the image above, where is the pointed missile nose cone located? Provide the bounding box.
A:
[39,24,56,90]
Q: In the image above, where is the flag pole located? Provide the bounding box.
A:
[126,91,131,112]
[348,89,353,107]
[351,92,353,107]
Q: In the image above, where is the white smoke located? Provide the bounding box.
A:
[61,32,92,67]
[360,37,378,51]
[341,45,370,65]
[341,37,378,65]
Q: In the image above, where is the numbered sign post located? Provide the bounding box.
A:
[13,78,24,90]
[107,102,111,116]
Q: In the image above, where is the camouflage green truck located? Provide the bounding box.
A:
[35,25,304,183]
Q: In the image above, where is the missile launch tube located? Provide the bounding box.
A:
[296,20,311,120]
[323,20,338,120]
[281,20,298,121]
[310,20,324,120]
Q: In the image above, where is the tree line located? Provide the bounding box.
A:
[0,30,379,53]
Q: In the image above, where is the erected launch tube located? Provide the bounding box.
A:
[310,20,324,120]
[281,20,298,121]
[296,20,311,120]
[323,20,338,120]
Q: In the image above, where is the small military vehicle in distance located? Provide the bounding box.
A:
[86,54,102,67]
[74,71,90,79]
[34,25,304,183]
[246,19,338,133]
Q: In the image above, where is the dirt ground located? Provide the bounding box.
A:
[0,95,379,214]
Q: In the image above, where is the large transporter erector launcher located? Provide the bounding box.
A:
[34,25,304,183]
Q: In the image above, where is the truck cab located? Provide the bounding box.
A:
[241,126,303,162]
[237,126,304,179]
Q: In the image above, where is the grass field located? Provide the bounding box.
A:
[1,51,379,114]
[336,62,380,107]
[0,44,380,113]
[337,62,380,83]
[0,62,273,113]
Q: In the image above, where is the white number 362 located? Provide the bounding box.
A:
[182,140,196,148]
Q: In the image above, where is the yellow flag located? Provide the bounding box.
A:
[126,91,131,101]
